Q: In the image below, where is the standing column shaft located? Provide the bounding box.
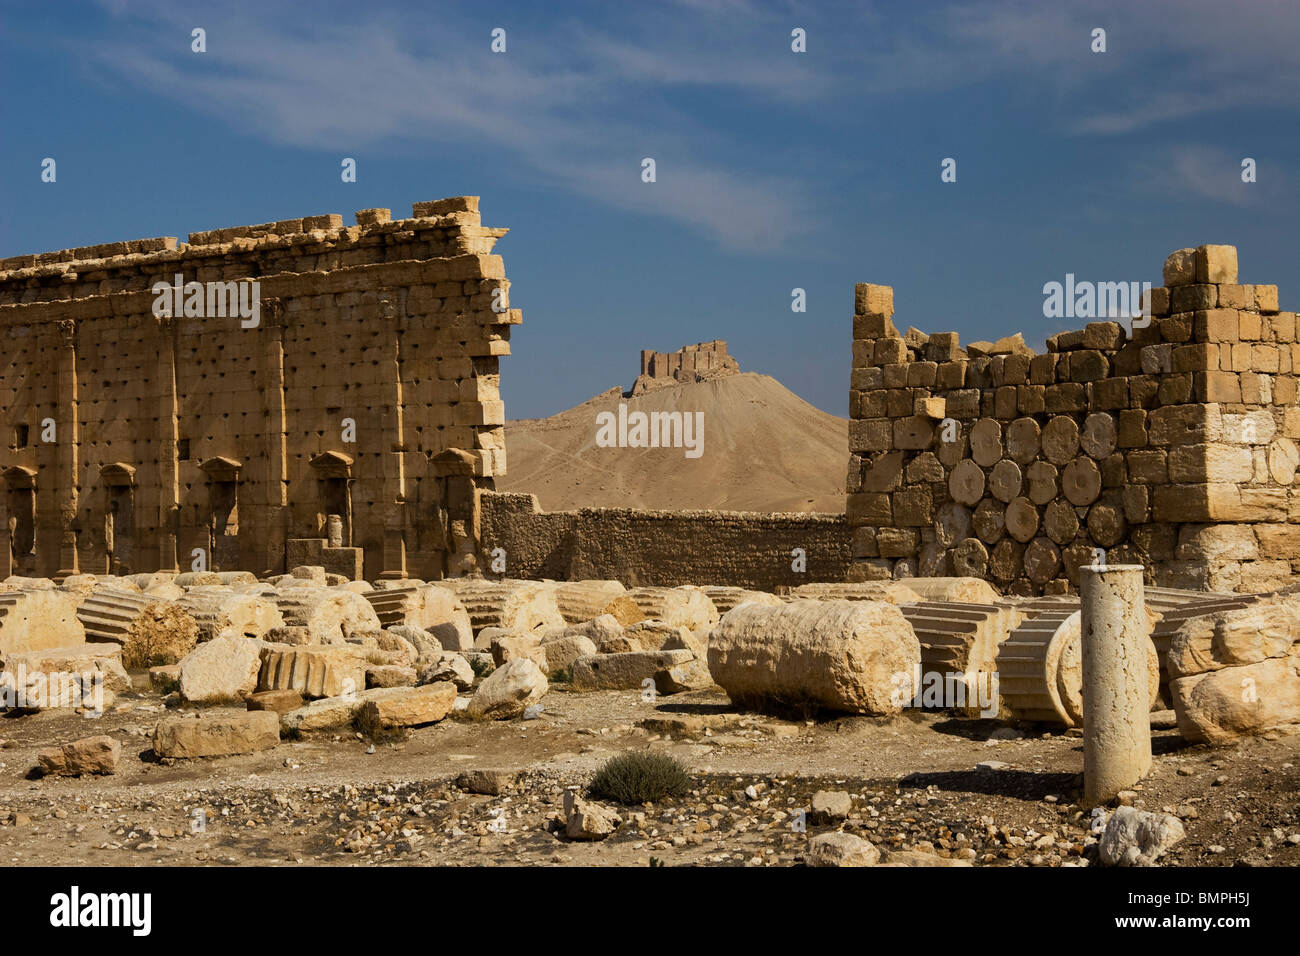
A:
[1081,564,1151,807]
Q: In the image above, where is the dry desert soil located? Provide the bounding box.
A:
[1,682,1296,868]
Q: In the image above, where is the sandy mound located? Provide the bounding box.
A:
[498,373,847,513]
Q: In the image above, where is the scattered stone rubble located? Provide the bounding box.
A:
[2,566,1298,867]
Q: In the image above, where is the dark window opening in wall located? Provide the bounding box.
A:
[178,438,191,460]
[14,425,29,449]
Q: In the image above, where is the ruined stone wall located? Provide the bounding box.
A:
[848,245,1297,595]
[0,197,518,581]
[480,492,849,588]
[636,339,738,386]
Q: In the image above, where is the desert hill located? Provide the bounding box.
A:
[497,372,848,513]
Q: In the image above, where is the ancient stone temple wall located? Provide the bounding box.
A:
[847,245,1297,594]
[0,197,518,581]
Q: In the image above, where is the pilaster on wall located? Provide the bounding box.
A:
[0,196,520,580]
[846,245,1297,595]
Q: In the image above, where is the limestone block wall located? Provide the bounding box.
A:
[0,197,518,581]
[479,492,850,588]
[847,245,1297,595]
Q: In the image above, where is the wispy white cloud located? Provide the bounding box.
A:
[1131,145,1277,207]
[78,0,1300,249]
[84,0,825,252]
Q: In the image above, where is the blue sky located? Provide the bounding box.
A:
[2,0,1297,418]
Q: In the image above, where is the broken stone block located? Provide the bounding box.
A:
[1,644,130,694]
[179,636,265,703]
[806,832,879,867]
[1162,248,1197,287]
[551,580,628,624]
[365,664,417,688]
[467,658,547,720]
[245,689,303,713]
[153,711,280,758]
[273,588,381,643]
[654,655,713,694]
[570,650,695,691]
[358,681,456,728]
[364,585,474,651]
[36,735,121,776]
[624,587,719,631]
[1170,651,1300,744]
[458,768,518,795]
[257,643,366,699]
[537,634,598,676]
[622,620,691,652]
[1165,600,1300,679]
[444,579,565,635]
[0,589,85,654]
[490,632,545,668]
[810,790,853,824]
[1098,806,1185,866]
[708,600,920,716]
[563,791,621,841]
[177,587,284,642]
[418,653,474,690]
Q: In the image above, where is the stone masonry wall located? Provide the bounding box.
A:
[847,245,1297,595]
[0,197,518,581]
[480,491,850,588]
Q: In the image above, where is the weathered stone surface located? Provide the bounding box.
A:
[458,768,518,795]
[806,832,880,867]
[274,587,381,644]
[257,643,366,699]
[552,580,628,623]
[153,711,280,758]
[245,689,303,713]
[280,686,414,732]
[538,634,598,675]
[708,600,920,716]
[654,655,714,694]
[365,664,417,688]
[467,658,548,720]
[385,625,445,664]
[364,585,474,651]
[810,790,853,823]
[37,735,121,776]
[0,644,130,694]
[625,587,719,631]
[1165,601,1300,679]
[359,681,456,728]
[1099,806,1186,866]
[570,650,695,691]
[1170,651,1300,743]
[179,636,265,703]
[563,791,622,840]
[490,631,545,668]
[178,587,284,642]
[419,652,475,690]
[444,579,565,635]
[895,577,999,605]
[623,620,693,652]
[0,590,85,655]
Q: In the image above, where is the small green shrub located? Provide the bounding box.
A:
[589,751,691,805]
[470,657,495,679]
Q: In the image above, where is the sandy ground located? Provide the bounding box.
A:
[1,683,1296,867]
